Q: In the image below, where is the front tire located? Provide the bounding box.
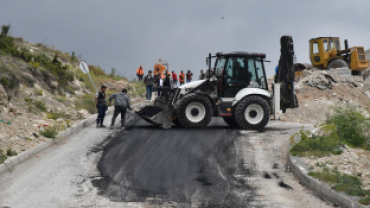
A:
[235,96,269,130]
[175,93,213,128]
[327,59,349,69]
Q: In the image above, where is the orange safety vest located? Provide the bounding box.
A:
[136,66,144,75]
[179,73,185,82]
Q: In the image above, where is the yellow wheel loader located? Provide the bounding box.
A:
[309,37,369,73]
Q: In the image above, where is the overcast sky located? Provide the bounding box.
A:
[1,0,370,79]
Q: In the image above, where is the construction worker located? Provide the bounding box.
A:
[186,70,193,83]
[136,65,144,81]
[108,88,132,130]
[179,70,185,85]
[172,71,178,87]
[199,70,205,80]
[156,74,163,96]
[163,70,173,89]
[95,85,108,128]
[144,70,154,101]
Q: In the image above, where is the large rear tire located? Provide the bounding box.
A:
[223,117,238,127]
[175,93,213,128]
[235,96,269,130]
[327,59,349,69]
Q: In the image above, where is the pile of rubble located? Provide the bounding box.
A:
[277,68,370,124]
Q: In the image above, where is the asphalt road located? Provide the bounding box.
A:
[0,112,333,208]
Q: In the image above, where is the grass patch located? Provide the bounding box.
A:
[0,150,7,164]
[54,95,66,103]
[359,197,370,205]
[35,89,43,96]
[127,81,145,97]
[6,149,17,156]
[46,112,66,120]
[309,168,370,204]
[290,125,344,157]
[74,94,96,114]
[39,126,58,139]
[34,100,47,112]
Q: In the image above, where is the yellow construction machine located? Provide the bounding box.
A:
[309,37,369,73]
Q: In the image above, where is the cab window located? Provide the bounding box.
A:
[215,57,226,76]
[312,42,319,54]
[323,39,329,51]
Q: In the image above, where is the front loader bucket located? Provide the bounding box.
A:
[136,88,177,129]
[136,105,173,129]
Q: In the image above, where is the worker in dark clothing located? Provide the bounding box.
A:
[95,86,108,128]
[108,88,132,130]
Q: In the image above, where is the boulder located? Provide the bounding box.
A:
[0,106,8,113]
[0,84,8,106]
[78,109,90,119]
[50,81,58,89]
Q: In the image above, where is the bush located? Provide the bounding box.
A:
[47,112,65,120]
[6,149,17,156]
[0,150,7,164]
[34,100,47,112]
[290,125,344,157]
[328,104,370,149]
[40,126,58,138]
[36,89,43,96]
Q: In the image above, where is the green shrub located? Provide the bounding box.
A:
[6,149,17,156]
[47,112,65,120]
[0,150,7,164]
[0,76,11,88]
[24,97,32,103]
[290,126,344,157]
[34,100,47,112]
[40,126,58,138]
[36,89,43,96]
[328,104,370,149]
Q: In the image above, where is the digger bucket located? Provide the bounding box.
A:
[136,88,177,129]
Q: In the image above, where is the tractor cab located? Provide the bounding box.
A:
[213,52,268,98]
[309,37,368,71]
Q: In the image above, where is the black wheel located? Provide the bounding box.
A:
[327,59,349,69]
[235,96,269,130]
[223,117,239,127]
[175,93,213,128]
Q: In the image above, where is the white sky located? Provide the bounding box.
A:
[1,0,370,79]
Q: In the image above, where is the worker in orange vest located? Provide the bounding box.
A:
[179,70,185,85]
[136,65,144,81]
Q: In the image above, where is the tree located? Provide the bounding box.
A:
[0,24,11,37]
[110,67,116,77]
[52,53,61,66]
[71,51,77,63]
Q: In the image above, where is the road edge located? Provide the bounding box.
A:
[288,153,369,208]
[0,107,114,175]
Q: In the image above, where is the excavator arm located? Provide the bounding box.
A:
[275,36,299,112]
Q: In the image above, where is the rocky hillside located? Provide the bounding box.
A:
[0,27,144,162]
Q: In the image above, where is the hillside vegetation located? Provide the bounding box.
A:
[0,24,144,160]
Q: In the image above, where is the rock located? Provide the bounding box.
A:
[0,84,8,106]
[0,106,8,113]
[302,70,313,77]
[40,112,47,119]
[50,81,58,89]
[78,109,90,119]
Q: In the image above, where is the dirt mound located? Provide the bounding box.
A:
[272,68,370,124]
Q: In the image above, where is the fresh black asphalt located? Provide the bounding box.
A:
[92,114,257,207]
